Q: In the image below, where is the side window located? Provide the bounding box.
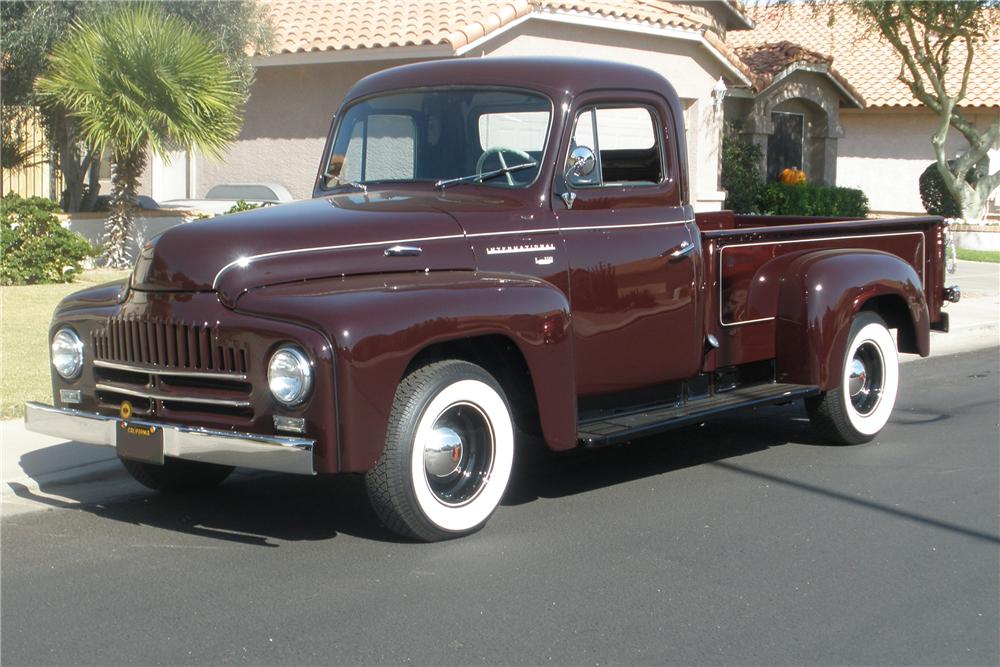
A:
[338,114,416,183]
[568,105,664,188]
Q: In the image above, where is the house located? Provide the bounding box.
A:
[8,1,997,218]
[181,0,757,213]
[728,3,1000,216]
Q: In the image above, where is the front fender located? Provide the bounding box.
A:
[775,249,929,390]
[235,271,575,472]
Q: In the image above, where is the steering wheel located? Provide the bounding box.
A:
[476,146,533,186]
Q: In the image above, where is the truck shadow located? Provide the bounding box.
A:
[27,400,991,546]
[505,401,823,504]
[11,402,827,546]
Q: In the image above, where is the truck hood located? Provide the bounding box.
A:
[131,192,476,303]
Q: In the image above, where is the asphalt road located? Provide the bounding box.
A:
[3,347,998,666]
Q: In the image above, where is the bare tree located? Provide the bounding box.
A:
[855,1,998,221]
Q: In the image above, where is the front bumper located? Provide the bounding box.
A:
[24,402,315,475]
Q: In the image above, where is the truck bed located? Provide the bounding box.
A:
[694,212,948,370]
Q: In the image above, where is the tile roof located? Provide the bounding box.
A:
[730,4,1000,108]
[264,0,533,54]
[734,40,863,106]
[262,0,737,55]
[539,1,711,31]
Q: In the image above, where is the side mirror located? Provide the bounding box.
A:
[565,146,596,183]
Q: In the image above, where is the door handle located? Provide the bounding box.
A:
[667,241,696,259]
[384,245,422,257]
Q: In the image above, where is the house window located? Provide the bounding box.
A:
[767,111,804,182]
[339,114,416,183]
[568,105,664,187]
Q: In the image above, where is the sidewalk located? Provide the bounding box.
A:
[2,260,997,518]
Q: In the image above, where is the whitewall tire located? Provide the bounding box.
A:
[366,360,514,541]
[807,312,900,445]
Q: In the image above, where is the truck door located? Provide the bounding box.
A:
[555,95,702,396]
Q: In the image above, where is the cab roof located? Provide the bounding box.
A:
[344,56,682,107]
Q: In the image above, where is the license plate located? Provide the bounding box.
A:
[116,421,164,465]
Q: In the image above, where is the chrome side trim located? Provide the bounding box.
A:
[94,359,247,382]
[212,233,467,288]
[95,383,252,408]
[718,231,926,327]
[210,219,697,288]
[384,245,422,257]
[485,243,556,255]
[24,402,315,475]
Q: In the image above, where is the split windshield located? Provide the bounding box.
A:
[322,88,551,190]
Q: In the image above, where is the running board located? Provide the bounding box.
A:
[577,382,820,447]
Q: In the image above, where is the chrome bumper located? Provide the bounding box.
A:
[24,402,315,475]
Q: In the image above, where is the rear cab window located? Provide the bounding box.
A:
[568,105,665,188]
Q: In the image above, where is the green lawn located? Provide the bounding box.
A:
[1,270,129,420]
[956,248,1000,263]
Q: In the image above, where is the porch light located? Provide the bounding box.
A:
[712,77,727,113]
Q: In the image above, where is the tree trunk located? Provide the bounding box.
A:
[81,149,102,212]
[58,132,84,212]
[105,148,146,270]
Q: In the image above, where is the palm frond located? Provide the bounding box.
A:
[35,3,244,160]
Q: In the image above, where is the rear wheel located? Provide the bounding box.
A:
[120,456,234,491]
[806,312,899,445]
[365,360,515,541]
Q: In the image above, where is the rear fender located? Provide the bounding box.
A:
[775,249,929,390]
[236,271,575,472]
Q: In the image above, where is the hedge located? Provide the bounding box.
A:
[755,182,869,218]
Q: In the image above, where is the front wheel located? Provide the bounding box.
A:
[365,360,515,541]
[806,312,900,445]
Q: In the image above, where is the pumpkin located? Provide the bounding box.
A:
[779,167,807,185]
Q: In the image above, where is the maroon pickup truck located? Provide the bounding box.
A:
[27,58,959,541]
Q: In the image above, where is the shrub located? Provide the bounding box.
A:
[756,183,869,218]
[918,160,980,218]
[721,128,763,214]
[1,193,96,285]
[226,199,262,214]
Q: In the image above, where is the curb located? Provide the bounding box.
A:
[2,457,137,517]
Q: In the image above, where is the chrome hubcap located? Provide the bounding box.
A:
[424,426,463,478]
[422,402,495,506]
[849,342,884,416]
[848,358,868,397]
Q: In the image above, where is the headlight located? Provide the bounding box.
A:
[267,346,313,406]
[51,328,84,379]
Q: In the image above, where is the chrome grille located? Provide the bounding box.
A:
[92,317,248,374]
[91,317,252,419]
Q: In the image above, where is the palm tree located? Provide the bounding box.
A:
[35,4,243,269]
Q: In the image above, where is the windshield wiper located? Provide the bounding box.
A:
[435,162,537,189]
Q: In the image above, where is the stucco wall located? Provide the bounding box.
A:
[196,61,418,201]
[480,20,730,209]
[838,108,999,215]
[195,19,735,210]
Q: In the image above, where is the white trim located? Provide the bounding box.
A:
[454,14,534,55]
[253,44,453,67]
[253,10,753,88]
[718,231,926,327]
[531,11,752,86]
